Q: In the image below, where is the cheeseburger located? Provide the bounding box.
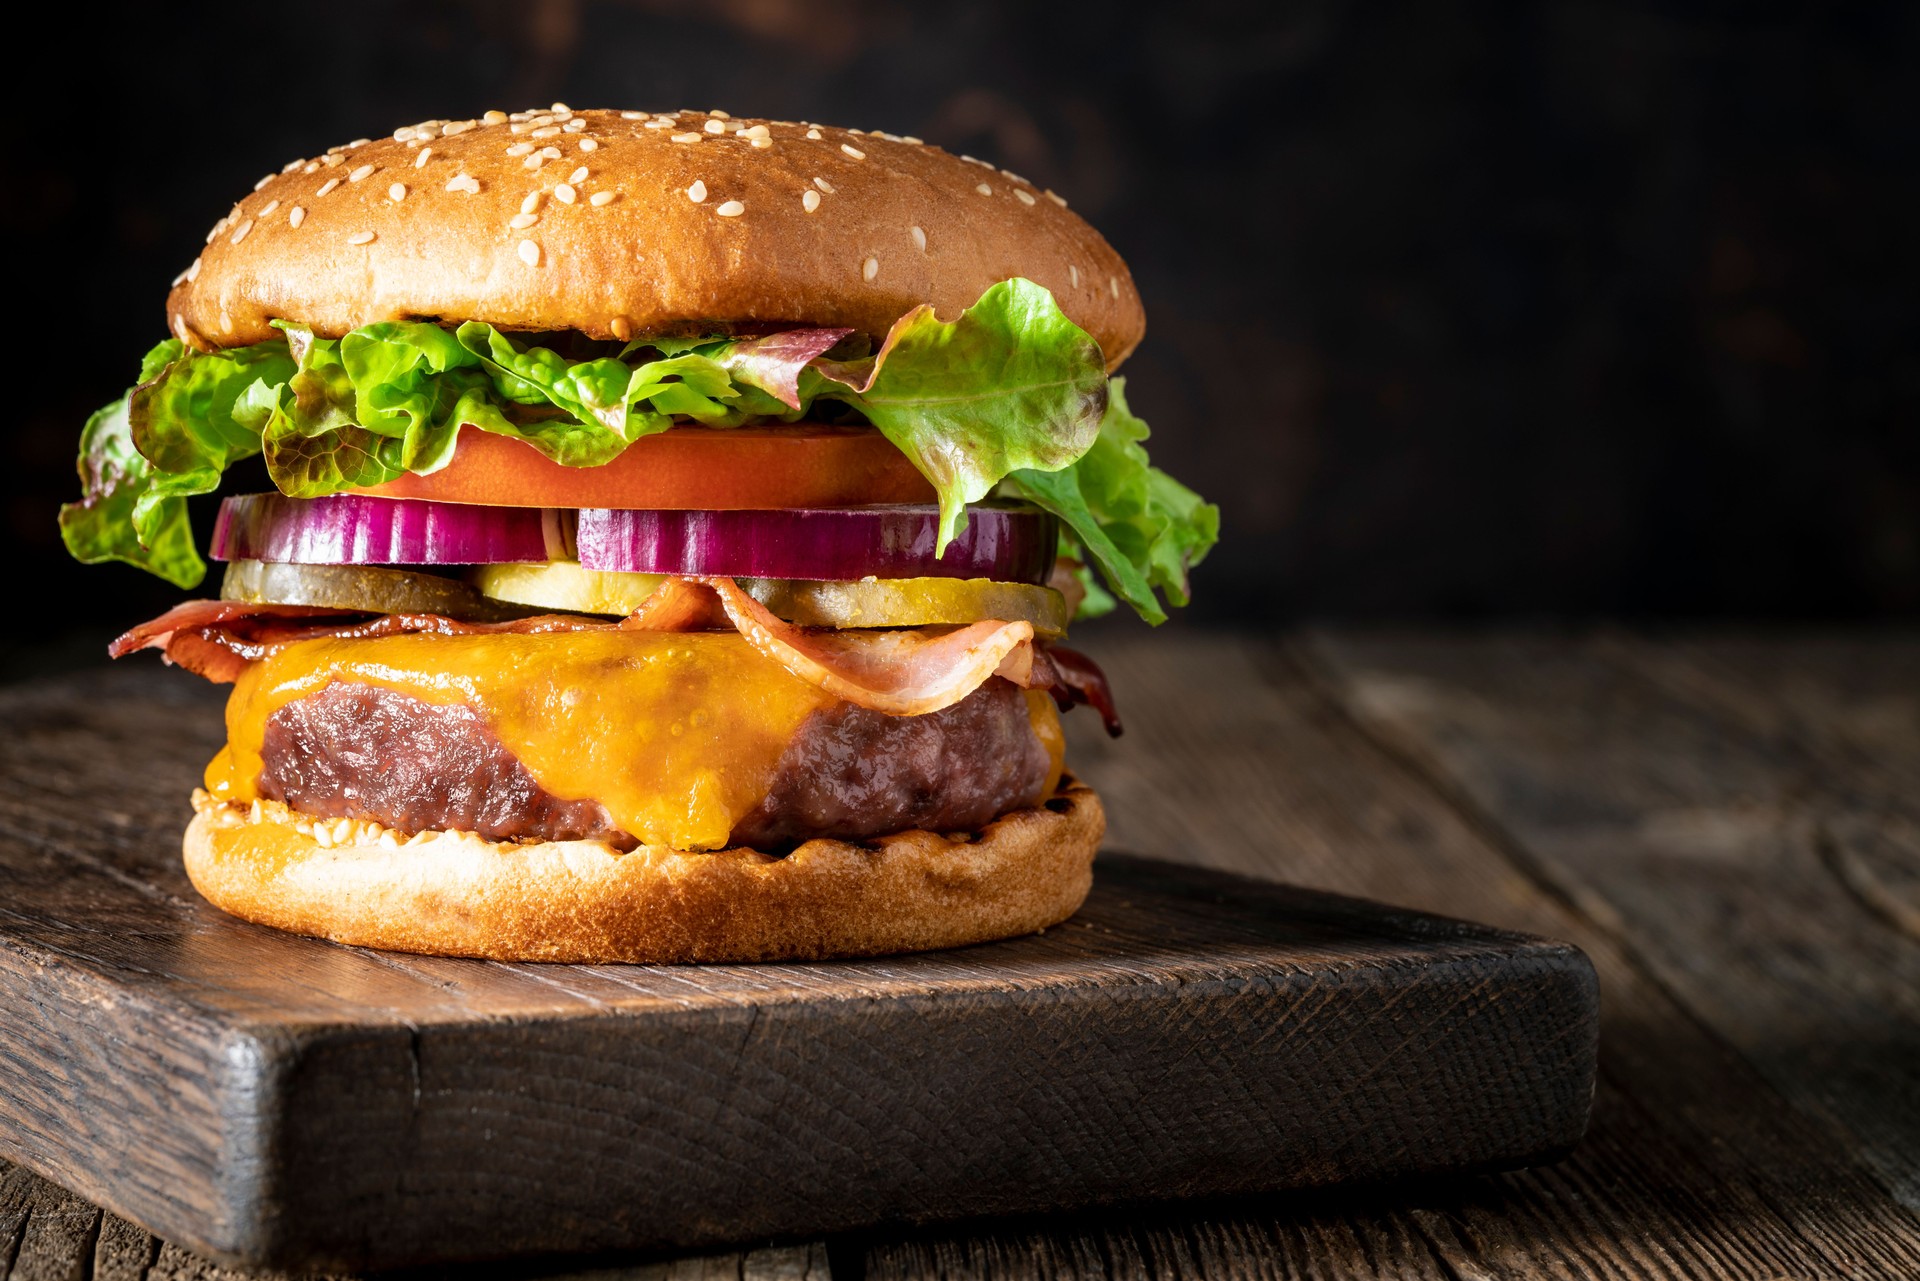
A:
[61,106,1218,962]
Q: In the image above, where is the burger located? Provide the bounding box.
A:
[60,106,1218,962]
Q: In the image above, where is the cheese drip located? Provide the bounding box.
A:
[206,631,838,850]
[204,630,1069,851]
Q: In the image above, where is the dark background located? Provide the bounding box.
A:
[6,0,1916,637]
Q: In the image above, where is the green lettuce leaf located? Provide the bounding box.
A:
[58,386,205,588]
[814,278,1108,550]
[259,324,413,495]
[64,281,1215,623]
[1001,378,1219,625]
[60,337,300,588]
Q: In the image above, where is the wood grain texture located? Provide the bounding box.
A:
[0,1154,822,1281]
[1310,631,1920,1211]
[839,632,1920,1281]
[0,669,1593,1273]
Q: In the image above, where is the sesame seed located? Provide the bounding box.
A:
[841,143,866,159]
[976,183,993,196]
[289,206,306,227]
[579,137,599,151]
[520,191,542,214]
[349,164,375,182]
[1069,264,1079,287]
[570,165,589,183]
[621,110,647,120]
[687,179,708,203]
[551,101,571,112]
[204,221,222,245]
[522,155,544,170]
[716,200,745,217]
[415,147,432,168]
[802,189,821,213]
[704,119,726,135]
[862,256,879,280]
[610,317,632,340]
[185,257,200,280]
[302,162,318,174]
[506,142,534,157]
[321,153,344,167]
[230,218,253,244]
[849,128,865,135]
[170,264,190,286]
[317,177,340,197]
[253,175,273,191]
[554,183,577,204]
[348,230,376,245]
[1045,189,1068,207]
[709,109,730,119]
[282,159,303,173]
[446,173,480,194]
[911,225,927,251]
[671,132,702,143]
[483,110,508,124]
[1110,276,1119,298]
[806,128,823,140]
[751,137,773,149]
[531,126,560,139]
[442,120,473,135]
[589,190,615,206]
[530,115,554,128]
[541,146,562,159]
[813,176,835,194]
[1003,170,1031,186]
[645,119,674,129]
[260,199,280,216]
[903,135,924,145]
[510,212,539,229]
[1015,188,1036,205]
[389,183,407,202]
[393,126,417,142]
[564,118,587,132]
[518,239,541,266]
[348,138,371,148]
[743,124,771,140]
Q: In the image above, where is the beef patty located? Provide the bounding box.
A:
[255,679,1051,851]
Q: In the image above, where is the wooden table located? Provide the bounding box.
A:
[3,629,1916,1280]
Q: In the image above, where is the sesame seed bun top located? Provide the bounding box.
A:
[168,107,1146,370]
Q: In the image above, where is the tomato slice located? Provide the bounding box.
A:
[351,424,936,510]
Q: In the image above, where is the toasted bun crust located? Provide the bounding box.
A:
[184,779,1103,962]
[170,108,1144,369]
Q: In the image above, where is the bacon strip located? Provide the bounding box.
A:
[110,584,1116,732]
[1034,645,1123,737]
[108,599,355,660]
[703,577,1037,716]
[618,578,730,632]
[111,599,623,683]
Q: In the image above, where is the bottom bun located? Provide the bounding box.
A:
[183,778,1103,962]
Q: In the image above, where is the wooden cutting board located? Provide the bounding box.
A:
[0,667,1597,1271]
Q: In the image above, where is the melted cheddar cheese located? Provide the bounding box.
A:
[204,630,1067,850]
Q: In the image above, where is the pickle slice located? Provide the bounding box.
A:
[473,561,1069,636]
[471,561,669,615]
[221,559,533,622]
[740,577,1070,638]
